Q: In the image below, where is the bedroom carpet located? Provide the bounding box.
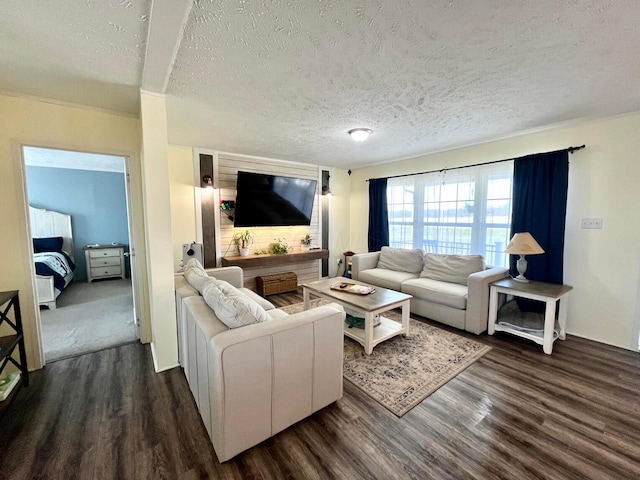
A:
[40,278,137,362]
[280,299,492,416]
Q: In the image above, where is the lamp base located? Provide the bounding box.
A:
[513,254,530,283]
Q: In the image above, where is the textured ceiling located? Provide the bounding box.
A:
[0,0,150,114]
[2,1,639,168]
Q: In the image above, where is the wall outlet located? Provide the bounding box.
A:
[337,258,342,265]
[580,217,603,229]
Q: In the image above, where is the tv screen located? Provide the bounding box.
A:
[234,171,317,227]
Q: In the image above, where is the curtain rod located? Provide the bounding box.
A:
[366,145,585,182]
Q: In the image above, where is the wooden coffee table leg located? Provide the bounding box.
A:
[303,287,310,310]
[401,300,410,337]
[364,312,374,354]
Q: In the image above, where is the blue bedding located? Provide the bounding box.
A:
[34,251,76,291]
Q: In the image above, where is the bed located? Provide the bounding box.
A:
[29,206,76,309]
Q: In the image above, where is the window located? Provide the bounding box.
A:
[387,161,513,267]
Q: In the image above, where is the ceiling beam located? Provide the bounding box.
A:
[141,0,194,93]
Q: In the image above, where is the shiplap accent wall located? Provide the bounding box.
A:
[217,153,321,290]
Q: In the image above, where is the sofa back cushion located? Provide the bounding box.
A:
[202,279,271,328]
[377,246,424,274]
[420,253,485,285]
[184,258,212,293]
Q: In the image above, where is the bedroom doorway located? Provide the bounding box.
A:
[23,146,139,362]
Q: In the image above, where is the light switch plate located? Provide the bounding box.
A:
[580,217,603,229]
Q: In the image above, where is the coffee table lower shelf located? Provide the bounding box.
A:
[343,315,405,350]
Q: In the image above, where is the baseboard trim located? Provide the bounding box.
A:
[150,342,180,372]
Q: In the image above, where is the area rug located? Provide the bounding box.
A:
[280,299,492,417]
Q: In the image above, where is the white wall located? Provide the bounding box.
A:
[0,93,144,369]
[168,145,197,269]
[140,92,178,371]
[325,167,352,277]
[349,113,640,351]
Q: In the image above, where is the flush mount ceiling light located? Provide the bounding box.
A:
[348,128,372,142]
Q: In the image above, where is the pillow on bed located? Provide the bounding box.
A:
[33,236,64,253]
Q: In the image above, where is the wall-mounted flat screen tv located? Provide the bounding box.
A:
[233,171,317,227]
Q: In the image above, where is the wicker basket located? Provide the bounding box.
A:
[256,272,298,296]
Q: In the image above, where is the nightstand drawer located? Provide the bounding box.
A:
[89,256,121,267]
[88,248,120,258]
[90,266,122,278]
[84,244,126,282]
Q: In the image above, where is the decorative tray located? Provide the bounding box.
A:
[330,282,376,295]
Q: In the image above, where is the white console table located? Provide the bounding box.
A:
[488,278,572,355]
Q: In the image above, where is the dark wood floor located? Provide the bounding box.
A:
[1,289,640,479]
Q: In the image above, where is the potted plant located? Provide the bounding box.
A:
[301,233,312,250]
[233,229,254,257]
[270,238,291,254]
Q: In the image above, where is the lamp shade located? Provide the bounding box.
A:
[504,232,544,255]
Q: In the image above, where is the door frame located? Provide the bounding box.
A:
[17,142,149,367]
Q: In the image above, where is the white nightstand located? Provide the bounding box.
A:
[488,277,572,355]
[84,244,126,283]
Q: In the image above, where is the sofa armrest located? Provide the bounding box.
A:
[465,266,509,334]
[352,252,380,280]
[204,266,244,288]
[207,304,345,461]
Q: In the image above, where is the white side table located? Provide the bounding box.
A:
[488,278,572,355]
[84,244,126,283]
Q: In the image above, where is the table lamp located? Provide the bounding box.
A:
[504,232,544,282]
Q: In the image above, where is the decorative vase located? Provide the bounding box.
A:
[239,248,250,257]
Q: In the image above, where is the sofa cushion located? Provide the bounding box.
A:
[377,246,424,274]
[268,309,290,320]
[175,275,199,300]
[184,258,213,293]
[185,296,229,339]
[358,268,420,291]
[202,279,271,328]
[420,253,485,285]
[401,278,468,310]
[239,288,276,311]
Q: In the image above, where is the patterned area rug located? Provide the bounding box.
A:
[280,299,492,417]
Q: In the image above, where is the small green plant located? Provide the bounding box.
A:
[301,233,312,246]
[270,238,292,254]
[254,249,269,255]
[233,229,254,251]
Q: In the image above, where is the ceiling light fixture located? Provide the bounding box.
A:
[348,128,372,142]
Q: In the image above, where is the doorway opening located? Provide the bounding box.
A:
[23,146,139,362]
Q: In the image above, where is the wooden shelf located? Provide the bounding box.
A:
[0,290,28,418]
[222,249,329,269]
[0,334,22,360]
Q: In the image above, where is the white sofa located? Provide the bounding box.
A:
[352,248,508,334]
[174,266,345,462]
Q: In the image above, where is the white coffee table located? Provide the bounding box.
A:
[302,278,412,354]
